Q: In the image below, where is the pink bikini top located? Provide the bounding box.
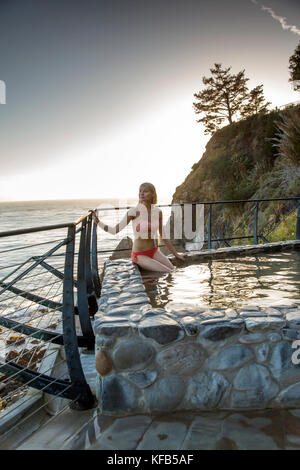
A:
[132,218,159,236]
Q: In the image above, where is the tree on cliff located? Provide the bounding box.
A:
[193,63,249,134]
[240,85,271,118]
[288,42,300,91]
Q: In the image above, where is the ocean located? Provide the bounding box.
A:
[0,198,139,234]
[0,198,172,277]
[0,198,165,323]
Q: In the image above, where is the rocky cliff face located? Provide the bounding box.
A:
[172,105,300,246]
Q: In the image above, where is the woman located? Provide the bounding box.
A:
[91,182,186,272]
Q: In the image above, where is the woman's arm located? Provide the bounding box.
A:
[90,209,136,235]
[158,210,187,260]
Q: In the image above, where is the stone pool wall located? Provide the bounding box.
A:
[94,243,300,416]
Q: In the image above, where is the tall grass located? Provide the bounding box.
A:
[272,106,300,166]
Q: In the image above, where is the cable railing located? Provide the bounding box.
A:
[0,212,100,429]
[169,196,300,249]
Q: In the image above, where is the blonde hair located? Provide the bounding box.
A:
[139,182,157,205]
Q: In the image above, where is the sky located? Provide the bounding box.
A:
[0,0,299,203]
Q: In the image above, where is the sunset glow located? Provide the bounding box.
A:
[0,0,299,202]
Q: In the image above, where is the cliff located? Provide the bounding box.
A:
[172,105,300,245]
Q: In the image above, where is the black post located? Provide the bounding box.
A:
[62,225,96,409]
[296,199,300,240]
[254,202,259,245]
[207,204,212,250]
[77,220,95,351]
[91,217,101,297]
[85,215,98,315]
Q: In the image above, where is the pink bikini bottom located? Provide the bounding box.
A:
[131,246,158,264]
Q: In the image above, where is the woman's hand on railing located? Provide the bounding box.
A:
[89,210,110,232]
[175,252,188,261]
[89,210,99,224]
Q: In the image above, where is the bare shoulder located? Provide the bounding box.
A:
[153,206,162,223]
[152,205,162,215]
[127,205,140,219]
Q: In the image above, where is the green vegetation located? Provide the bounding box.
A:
[172,105,300,245]
[289,41,300,91]
[179,45,300,245]
[240,85,271,119]
[272,106,300,166]
[267,210,298,243]
[193,63,270,135]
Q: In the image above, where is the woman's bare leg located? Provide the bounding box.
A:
[135,255,173,272]
[153,250,174,270]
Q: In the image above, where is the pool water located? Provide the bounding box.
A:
[142,250,300,309]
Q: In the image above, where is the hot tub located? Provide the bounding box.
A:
[94,241,300,416]
[143,250,300,310]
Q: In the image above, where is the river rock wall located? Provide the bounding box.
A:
[94,249,300,416]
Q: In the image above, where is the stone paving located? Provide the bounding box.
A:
[86,407,300,450]
[78,351,300,451]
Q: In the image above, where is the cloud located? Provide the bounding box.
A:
[251,1,300,36]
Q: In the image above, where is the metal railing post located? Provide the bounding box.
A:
[207,204,212,250]
[254,201,259,245]
[77,220,95,351]
[91,217,101,297]
[85,214,98,315]
[62,225,95,409]
[296,199,300,240]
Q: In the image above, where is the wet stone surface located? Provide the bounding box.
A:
[88,408,300,450]
[112,340,156,371]
[94,256,300,416]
